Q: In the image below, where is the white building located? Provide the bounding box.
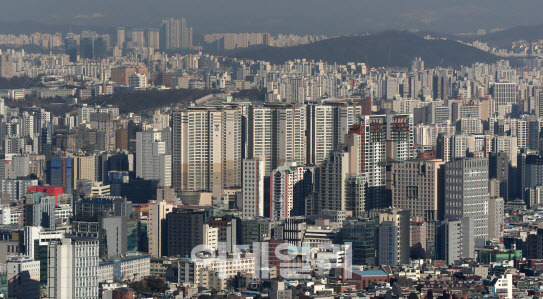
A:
[136,130,171,187]
[128,73,147,89]
[47,237,99,299]
[98,254,150,283]
[489,273,513,298]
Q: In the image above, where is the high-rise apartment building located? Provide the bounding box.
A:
[129,29,145,47]
[306,102,361,165]
[315,134,366,216]
[116,27,125,48]
[172,105,245,196]
[47,237,99,299]
[146,28,160,49]
[348,114,414,210]
[248,103,306,175]
[270,162,314,220]
[241,158,265,219]
[443,157,489,248]
[160,18,192,50]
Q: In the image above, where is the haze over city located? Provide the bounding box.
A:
[2,0,543,34]
[0,1,543,298]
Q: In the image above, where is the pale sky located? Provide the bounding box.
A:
[2,0,542,35]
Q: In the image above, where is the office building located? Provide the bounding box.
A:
[166,209,206,257]
[377,209,410,266]
[491,82,517,115]
[435,218,474,265]
[340,219,377,265]
[47,237,99,299]
[136,130,171,187]
[443,157,489,247]
[390,159,444,220]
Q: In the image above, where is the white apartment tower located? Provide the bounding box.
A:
[306,102,361,165]
[248,103,306,176]
[241,158,265,219]
[172,105,244,196]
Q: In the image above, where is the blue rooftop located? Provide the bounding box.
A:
[352,270,388,277]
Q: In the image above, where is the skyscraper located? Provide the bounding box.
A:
[79,37,94,59]
[160,18,181,49]
[130,28,145,47]
[443,157,489,248]
[64,37,78,62]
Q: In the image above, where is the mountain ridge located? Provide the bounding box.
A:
[227,31,500,68]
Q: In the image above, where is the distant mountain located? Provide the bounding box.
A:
[228,31,500,68]
[468,24,543,48]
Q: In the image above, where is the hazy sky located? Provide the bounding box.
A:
[3,0,542,35]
